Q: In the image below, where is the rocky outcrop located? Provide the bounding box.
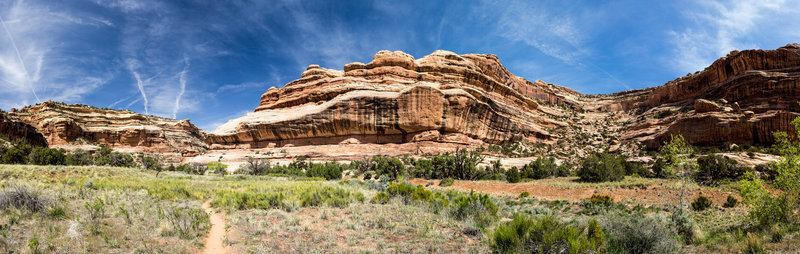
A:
[0,112,47,147]
[622,44,800,148]
[209,50,580,148]
[8,101,208,154]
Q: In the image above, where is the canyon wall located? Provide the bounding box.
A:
[208,50,579,148]
[7,102,208,155]
[0,112,47,147]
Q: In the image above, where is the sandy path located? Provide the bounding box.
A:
[202,201,231,254]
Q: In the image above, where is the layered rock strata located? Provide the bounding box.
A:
[8,102,208,154]
[620,44,800,148]
[0,112,47,147]
[209,50,580,148]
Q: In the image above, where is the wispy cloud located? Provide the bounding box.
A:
[669,0,800,73]
[481,0,587,63]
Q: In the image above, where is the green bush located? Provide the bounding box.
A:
[603,214,682,254]
[449,191,498,228]
[695,155,744,185]
[723,195,738,208]
[521,156,563,179]
[652,158,671,178]
[492,214,604,254]
[691,195,712,211]
[519,191,530,198]
[370,156,405,180]
[94,146,135,167]
[65,149,93,166]
[164,205,210,239]
[207,162,228,175]
[27,147,66,165]
[306,162,344,180]
[588,194,613,206]
[578,152,625,182]
[140,154,162,172]
[439,178,454,187]
[1,138,32,164]
[505,166,521,183]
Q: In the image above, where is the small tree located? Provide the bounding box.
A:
[740,115,800,226]
[659,134,696,210]
[243,156,270,175]
[207,162,228,176]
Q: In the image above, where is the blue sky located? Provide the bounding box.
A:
[1,0,798,130]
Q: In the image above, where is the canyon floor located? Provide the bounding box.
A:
[2,164,798,253]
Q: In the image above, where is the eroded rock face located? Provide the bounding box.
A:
[8,101,208,154]
[621,44,800,148]
[0,112,47,147]
[209,50,580,148]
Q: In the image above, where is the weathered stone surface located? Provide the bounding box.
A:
[622,44,800,148]
[8,101,208,154]
[209,50,579,148]
[0,112,47,147]
[694,99,721,113]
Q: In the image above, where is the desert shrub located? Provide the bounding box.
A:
[624,161,650,177]
[602,213,682,254]
[65,149,93,166]
[213,190,285,210]
[723,195,738,208]
[519,191,530,198]
[744,233,765,254]
[691,195,712,211]
[363,172,372,180]
[652,158,671,178]
[740,116,800,227]
[754,163,777,181]
[588,194,613,206]
[27,147,66,165]
[578,152,625,182]
[492,214,604,254]
[373,182,445,205]
[0,185,50,213]
[306,161,344,180]
[429,149,486,180]
[505,166,521,183]
[655,109,676,119]
[139,154,162,172]
[1,138,32,164]
[671,208,696,243]
[695,154,745,185]
[94,147,135,167]
[84,197,106,221]
[242,156,270,175]
[770,224,785,243]
[370,156,405,180]
[439,178,454,187]
[300,186,356,208]
[164,205,210,239]
[521,156,565,179]
[46,206,66,219]
[449,191,498,228]
[206,162,228,175]
[411,158,434,178]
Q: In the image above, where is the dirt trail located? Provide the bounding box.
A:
[202,200,231,254]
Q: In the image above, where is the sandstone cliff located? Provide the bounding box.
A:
[620,44,800,148]
[0,112,47,147]
[8,101,208,154]
[209,50,580,148]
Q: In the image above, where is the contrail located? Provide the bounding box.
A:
[0,14,40,102]
[132,70,148,115]
[172,57,189,119]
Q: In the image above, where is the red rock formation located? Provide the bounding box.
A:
[622,44,800,148]
[8,101,208,154]
[0,112,47,147]
[209,50,579,148]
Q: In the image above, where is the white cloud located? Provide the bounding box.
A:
[0,0,113,110]
[669,0,800,73]
[482,0,588,63]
